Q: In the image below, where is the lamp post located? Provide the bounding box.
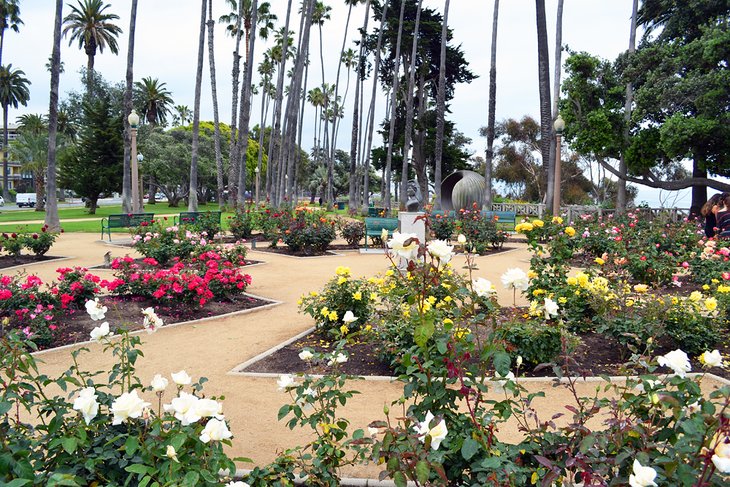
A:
[254,166,260,204]
[552,114,565,216]
[137,153,144,209]
[128,110,140,213]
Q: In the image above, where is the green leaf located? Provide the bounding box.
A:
[182,471,200,486]
[0,401,12,416]
[124,436,139,456]
[493,352,511,376]
[414,319,435,348]
[461,438,480,461]
[61,437,77,455]
[278,404,291,421]
[125,464,154,475]
[4,480,32,487]
[415,460,430,484]
[393,472,407,487]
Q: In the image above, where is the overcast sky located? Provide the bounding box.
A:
[5,0,691,206]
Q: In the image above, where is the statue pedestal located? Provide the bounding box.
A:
[398,212,426,244]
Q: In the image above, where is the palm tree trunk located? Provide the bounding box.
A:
[34,169,45,211]
[384,0,406,210]
[189,0,208,212]
[45,0,63,231]
[535,0,553,213]
[121,0,138,213]
[237,0,259,205]
[2,106,8,201]
[256,84,269,204]
[484,0,499,210]
[548,0,564,206]
[295,46,310,203]
[434,0,450,210]
[348,3,370,212]
[399,0,423,211]
[228,0,244,206]
[617,0,638,214]
[207,1,225,208]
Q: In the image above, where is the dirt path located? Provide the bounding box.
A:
[7,234,727,478]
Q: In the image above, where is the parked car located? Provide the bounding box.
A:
[16,193,37,208]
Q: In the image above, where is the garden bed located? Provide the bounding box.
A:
[0,254,68,270]
[38,294,273,351]
[90,256,264,270]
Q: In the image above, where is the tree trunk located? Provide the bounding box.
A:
[45,0,63,231]
[617,0,638,214]
[549,0,563,210]
[535,0,553,213]
[207,2,225,208]
[413,70,428,206]
[256,88,270,204]
[189,0,207,212]
[228,0,244,207]
[434,0,450,210]
[2,106,8,201]
[691,163,707,218]
[237,0,259,205]
[121,0,137,213]
[484,0,499,210]
[348,2,370,211]
[86,37,96,96]
[89,197,98,215]
[384,0,406,210]
[399,0,423,211]
[34,169,45,211]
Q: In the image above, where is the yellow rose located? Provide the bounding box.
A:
[320,307,329,316]
[705,297,718,311]
[564,226,576,237]
[594,257,605,266]
[689,291,702,302]
[369,292,378,300]
[717,285,730,293]
[340,324,349,335]
[337,276,347,285]
[353,291,362,301]
[626,299,635,307]
[528,270,538,279]
[702,284,710,291]
[335,266,351,276]
[328,311,338,321]
[567,276,578,286]
[558,297,567,304]
[552,216,563,224]
[532,219,544,228]
[633,284,648,293]
[309,291,319,297]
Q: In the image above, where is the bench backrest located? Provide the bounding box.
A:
[178,211,222,224]
[108,213,155,226]
[481,210,516,222]
[364,217,399,231]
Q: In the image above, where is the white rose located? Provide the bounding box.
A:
[171,370,192,386]
[712,441,730,473]
[111,390,151,425]
[194,398,223,419]
[226,481,251,487]
[150,374,169,392]
[457,234,467,244]
[628,459,657,487]
[472,278,495,298]
[85,298,107,321]
[500,268,530,291]
[657,349,691,378]
[414,411,448,450]
[89,321,111,342]
[544,297,559,319]
[700,349,724,368]
[277,374,296,391]
[426,239,453,266]
[342,310,357,324]
[327,352,348,366]
[199,417,233,443]
[72,387,99,425]
[163,391,201,425]
[387,232,419,261]
[368,427,379,437]
[298,349,314,361]
[492,370,515,394]
[166,445,179,463]
[142,307,164,333]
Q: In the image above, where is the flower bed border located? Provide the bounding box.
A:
[0,255,74,272]
[248,248,347,259]
[31,291,282,357]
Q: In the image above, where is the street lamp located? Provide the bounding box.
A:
[254,166,260,204]
[137,153,144,208]
[128,110,141,213]
[553,114,565,216]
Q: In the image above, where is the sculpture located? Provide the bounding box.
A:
[405,179,423,212]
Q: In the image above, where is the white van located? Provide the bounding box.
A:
[16,193,37,208]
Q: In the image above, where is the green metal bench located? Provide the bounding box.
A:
[367,207,389,217]
[173,211,222,226]
[364,217,399,249]
[481,210,517,230]
[101,213,155,241]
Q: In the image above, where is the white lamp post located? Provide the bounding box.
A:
[137,153,144,208]
[254,166,260,204]
[128,110,141,213]
[553,114,565,216]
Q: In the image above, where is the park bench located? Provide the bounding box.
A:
[173,211,222,226]
[364,217,399,249]
[481,210,517,231]
[100,213,155,241]
[367,207,389,217]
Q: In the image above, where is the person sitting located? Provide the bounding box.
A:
[701,193,724,238]
[716,193,730,238]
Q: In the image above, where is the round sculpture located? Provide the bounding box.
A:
[441,170,486,211]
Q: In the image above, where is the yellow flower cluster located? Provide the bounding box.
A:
[564,226,576,237]
[335,266,351,277]
[515,222,534,233]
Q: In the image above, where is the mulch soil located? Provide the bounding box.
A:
[91,257,263,270]
[43,294,272,351]
[0,255,67,270]
[243,307,730,380]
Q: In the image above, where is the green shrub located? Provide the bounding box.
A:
[338,219,365,246]
[229,209,254,240]
[498,321,571,366]
[23,226,58,256]
[282,210,336,254]
[428,213,456,240]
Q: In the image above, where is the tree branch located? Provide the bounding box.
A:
[596,157,730,192]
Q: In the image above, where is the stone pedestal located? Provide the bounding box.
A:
[398,211,426,243]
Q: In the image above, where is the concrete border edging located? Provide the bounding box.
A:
[0,255,74,273]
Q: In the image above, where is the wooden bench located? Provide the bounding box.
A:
[101,213,155,241]
[481,210,517,230]
[173,211,222,226]
[364,217,399,249]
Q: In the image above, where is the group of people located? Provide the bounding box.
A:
[702,193,730,238]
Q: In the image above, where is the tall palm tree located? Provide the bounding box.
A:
[399,0,423,211]
[121,0,138,213]
[361,0,388,214]
[173,105,192,126]
[433,0,450,210]
[62,0,122,93]
[618,0,638,214]
[484,0,499,209]
[0,64,29,200]
[46,0,63,231]
[383,0,406,210]
[189,0,208,212]
[548,0,564,207]
[0,0,22,66]
[11,131,48,211]
[16,113,46,135]
[349,0,371,211]
[535,0,553,213]
[134,77,174,126]
[207,0,225,207]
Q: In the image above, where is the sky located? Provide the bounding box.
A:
[4,0,696,207]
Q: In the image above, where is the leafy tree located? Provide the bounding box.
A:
[0,64,29,200]
[59,94,123,214]
[11,130,48,211]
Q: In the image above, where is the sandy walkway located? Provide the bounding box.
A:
[6,233,727,478]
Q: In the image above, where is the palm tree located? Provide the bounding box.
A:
[11,131,48,211]
[207,0,225,207]
[0,0,22,66]
[433,0,450,210]
[46,0,63,231]
[535,0,553,213]
[0,64,29,200]
[189,0,207,212]
[134,77,173,126]
[484,0,499,209]
[173,105,192,126]
[383,0,406,210]
[617,0,638,214]
[122,0,138,213]
[349,0,371,211]
[62,0,122,93]
[16,114,47,135]
[548,0,564,208]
